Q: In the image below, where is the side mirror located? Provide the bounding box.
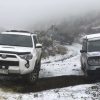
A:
[80,50,87,53]
[36,43,42,48]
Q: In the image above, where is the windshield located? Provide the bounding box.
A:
[88,40,100,52]
[0,34,32,47]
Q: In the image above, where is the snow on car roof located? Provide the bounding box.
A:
[83,33,100,40]
[1,31,36,36]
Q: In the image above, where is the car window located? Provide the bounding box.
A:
[88,40,100,52]
[0,34,33,47]
[82,40,87,50]
[33,36,38,46]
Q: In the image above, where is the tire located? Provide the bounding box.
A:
[84,71,95,82]
[24,60,41,84]
[81,62,84,71]
[81,62,85,73]
[28,69,39,84]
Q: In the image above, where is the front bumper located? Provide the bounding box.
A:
[0,53,36,75]
[86,65,100,76]
[88,65,100,70]
[87,70,100,76]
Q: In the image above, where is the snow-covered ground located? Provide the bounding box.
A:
[40,43,83,78]
[0,83,100,100]
[0,43,100,100]
[42,43,81,64]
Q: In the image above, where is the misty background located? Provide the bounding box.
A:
[0,0,100,30]
[0,0,100,57]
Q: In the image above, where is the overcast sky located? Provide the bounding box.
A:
[0,0,100,31]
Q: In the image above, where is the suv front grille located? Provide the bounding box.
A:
[0,60,19,66]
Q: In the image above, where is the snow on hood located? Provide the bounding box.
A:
[0,45,33,53]
[87,51,100,57]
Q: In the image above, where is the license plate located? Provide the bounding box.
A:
[0,69,8,74]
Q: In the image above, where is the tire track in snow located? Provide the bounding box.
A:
[42,43,81,64]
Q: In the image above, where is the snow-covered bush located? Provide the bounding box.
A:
[56,45,67,55]
[37,31,67,58]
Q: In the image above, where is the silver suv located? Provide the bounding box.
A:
[80,33,100,77]
[0,30,42,84]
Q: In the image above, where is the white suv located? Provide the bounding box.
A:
[0,30,42,83]
[80,33,100,77]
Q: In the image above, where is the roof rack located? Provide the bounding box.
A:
[5,30,37,35]
[6,30,31,33]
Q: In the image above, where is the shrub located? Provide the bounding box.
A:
[56,45,67,55]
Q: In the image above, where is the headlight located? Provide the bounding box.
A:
[19,54,33,60]
[88,57,100,66]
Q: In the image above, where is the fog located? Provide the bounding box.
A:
[0,0,100,31]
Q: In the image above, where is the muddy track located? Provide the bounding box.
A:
[0,75,97,93]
